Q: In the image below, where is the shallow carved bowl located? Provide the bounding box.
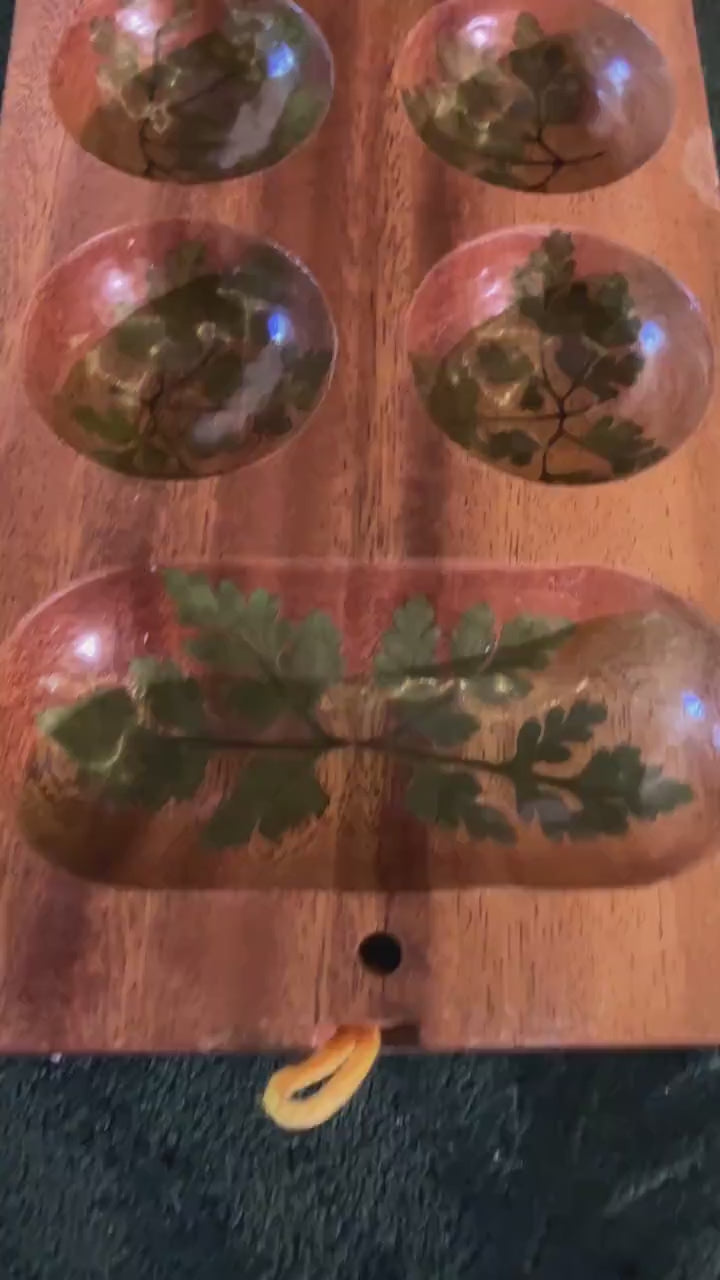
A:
[396,0,673,194]
[50,0,333,182]
[1,560,718,892]
[23,220,336,480]
[407,225,713,486]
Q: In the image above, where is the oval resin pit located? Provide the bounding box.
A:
[50,0,333,182]
[396,0,673,194]
[407,226,712,486]
[23,220,336,479]
[1,560,718,893]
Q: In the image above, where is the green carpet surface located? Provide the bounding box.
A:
[1,2,720,1277]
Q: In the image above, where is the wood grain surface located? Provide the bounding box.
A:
[1,0,720,1052]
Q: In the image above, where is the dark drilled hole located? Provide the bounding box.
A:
[358,932,403,975]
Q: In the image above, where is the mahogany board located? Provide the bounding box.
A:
[1,0,720,1052]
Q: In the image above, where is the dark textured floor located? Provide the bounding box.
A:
[2,2,720,1278]
[5,1051,720,1280]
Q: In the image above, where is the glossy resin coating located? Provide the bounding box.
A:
[1,561,717,891]
[50,0,334,183]
[23,220,336,479]
[407,226,713,486]
[396,0,673,194]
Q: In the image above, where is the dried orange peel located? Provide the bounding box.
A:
[262,1025,382,1131]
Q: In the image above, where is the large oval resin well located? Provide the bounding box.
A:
[23,220,335,479]
[407,226,713,486]
[1,561,718,892]
[50,0,333,183]
[396,0,673,194]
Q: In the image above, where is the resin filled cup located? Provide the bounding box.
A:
[1,561,719,892]
[407,226,713,486]
[23,220,336,479]
[396,0,673,194]
[50,0,333,182]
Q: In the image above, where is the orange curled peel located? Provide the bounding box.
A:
[262,1025,381,1131]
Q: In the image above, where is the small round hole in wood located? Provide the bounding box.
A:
[358,932,403,976]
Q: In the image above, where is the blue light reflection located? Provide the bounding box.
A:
[267,43,296,79]
[682,691,706,722]
[606,57,632,90]
[639,321,666,356]
[267,309,293,345]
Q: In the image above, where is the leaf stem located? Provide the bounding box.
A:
[534,126,563,166]
[479,407,589,426]
[539,406,567,483]
[169,71,238,116]
[167,729,586,800]
[556,149,607,169]
[136,22,171,177]
[202,629,336,748]
[512,121,605,193]
[538,355,600,481]
[539,346,560,402]
[126,344,222,468]
[367,624,574,684]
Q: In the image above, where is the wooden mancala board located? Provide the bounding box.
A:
[0,0,719,1052]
